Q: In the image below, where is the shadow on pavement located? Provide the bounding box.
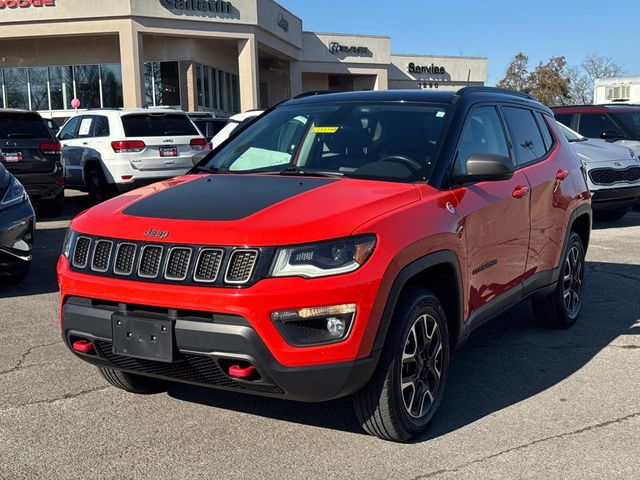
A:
[168,261,640,440]
[592,209,640,230]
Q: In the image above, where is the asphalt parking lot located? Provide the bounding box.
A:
[1,191,639,480]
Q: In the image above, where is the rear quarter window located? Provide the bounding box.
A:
[0,113,53,140]
[122,114,198,137]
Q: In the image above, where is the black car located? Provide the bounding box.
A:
[0,163,35,282]
[0,110,65,216]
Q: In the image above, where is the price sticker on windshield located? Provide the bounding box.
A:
[312,127,339,134]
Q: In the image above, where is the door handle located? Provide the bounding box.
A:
[556,169,569,181]
[512,185,530,199]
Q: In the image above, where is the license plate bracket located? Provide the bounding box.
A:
[111,315,174,363]
[159,147,178,157]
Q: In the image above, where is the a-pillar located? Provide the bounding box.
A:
[119,23,145,108]
[238,37,259,111]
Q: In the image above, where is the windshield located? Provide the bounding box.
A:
[201,102,450,182]
[615,112,640,139]
[556,122,586,142]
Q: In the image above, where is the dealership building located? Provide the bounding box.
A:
[0,0,487,118]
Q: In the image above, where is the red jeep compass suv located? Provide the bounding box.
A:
[58,88,591,442]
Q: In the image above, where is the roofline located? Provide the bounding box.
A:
[303,31,391,40]
[391,53,488,60]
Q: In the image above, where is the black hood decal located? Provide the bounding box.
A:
[123,175,337,221]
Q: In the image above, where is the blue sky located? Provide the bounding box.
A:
[278,0,640,85]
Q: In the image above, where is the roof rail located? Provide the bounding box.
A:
[293,90,333,100]
[457,86,533,100]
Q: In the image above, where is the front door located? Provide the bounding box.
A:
[452,105,531,322]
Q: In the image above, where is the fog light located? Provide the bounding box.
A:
[326,317,346,337]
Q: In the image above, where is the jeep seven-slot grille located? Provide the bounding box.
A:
[589,166,640,185]
[70,235,263,287]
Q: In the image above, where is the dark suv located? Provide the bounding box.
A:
[58,88,591,442]
[0,110,64,216]
[552,104,640,156]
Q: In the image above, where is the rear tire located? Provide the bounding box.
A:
[87,167,115,204]
[98,367,167,394]
[352,288,450,442]
[532,231,585,329]
[38,191,65,217]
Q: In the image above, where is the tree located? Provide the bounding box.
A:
[565,66,592,105]
[497,53,529,92]
[525,56,571,106]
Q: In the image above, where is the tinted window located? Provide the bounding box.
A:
[554,113,573,128]
[122,114,198,137]
[614,112,640,139]
[0,113,52,139]
[457,106,509,165]
[59,116,81,141]
[203,103,450,183]
[503,107,546,165]
[92,116,110,137]
[535,112,555,150]
[578,113,621,139]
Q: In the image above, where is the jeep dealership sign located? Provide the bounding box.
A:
[0,0,55,8]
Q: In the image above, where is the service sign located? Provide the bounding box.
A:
[0,0,55,8]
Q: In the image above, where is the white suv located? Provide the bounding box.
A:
[58,109,208,203]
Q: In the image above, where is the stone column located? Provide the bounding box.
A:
[289,60,302,98]
[119,23,145,108]
[375,69,389,91]
[237,37,259,111]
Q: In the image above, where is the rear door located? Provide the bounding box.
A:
[119,113,204,171]
[452,105,531,319]
[0,112,58,175]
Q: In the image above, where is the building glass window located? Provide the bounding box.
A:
[196,64,239,114]
[144,61,180,108]
[4,68,29,110]
[100,64,123,108]
[74,65,101,109]
[49,66,74,110]
[29,67,49,111]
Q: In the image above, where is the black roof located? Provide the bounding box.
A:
[285,87,550,113]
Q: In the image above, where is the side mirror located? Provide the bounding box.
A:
[454,153,515,184]
[600,130,624,140]
[192,150,210,166]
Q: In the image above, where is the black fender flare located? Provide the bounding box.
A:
[552,203,592,284]
[371,250,464,353]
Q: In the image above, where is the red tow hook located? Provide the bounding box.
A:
[72,339,94,354]
[228,365,257,379]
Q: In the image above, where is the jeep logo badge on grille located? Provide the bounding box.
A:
[143,228,169,239]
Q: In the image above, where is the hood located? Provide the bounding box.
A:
[571,138,637,165]
[71,174,422,246]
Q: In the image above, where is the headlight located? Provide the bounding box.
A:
[62,228,76,258]
[0,177,27,208]
[270,235,376,278]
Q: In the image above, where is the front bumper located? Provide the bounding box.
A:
[590,185,640,212]
[0,198,35,277]
[61,296,378,402]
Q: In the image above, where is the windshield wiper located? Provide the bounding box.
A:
[275,166,344,178]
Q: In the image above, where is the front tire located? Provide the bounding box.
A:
[532,231,585,329]
[353,288,450,442]
[98,367,167,394]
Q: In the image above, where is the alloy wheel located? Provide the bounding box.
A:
[563,245,583,317]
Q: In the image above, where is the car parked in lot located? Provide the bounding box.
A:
[0,162,35,282]
[556,122,640,220]
[209,110,264,150]
[0,110,65,216]
[552,104,640,156]
[58,88,591,442]
[58,109,208,203]
[188,113,228,143]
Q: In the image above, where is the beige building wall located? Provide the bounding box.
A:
[389,54,488,91]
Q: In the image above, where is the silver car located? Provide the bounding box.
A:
[557,122,640,220]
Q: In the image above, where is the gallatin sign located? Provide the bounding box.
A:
[160,0,233,14]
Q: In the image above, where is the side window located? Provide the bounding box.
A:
[456,106,510,167]
[58,116,80,141]
[77,116,94,138]
[578,113,621,139]
[92,116,110,137]
[535,112,555,151]
[554,113,573,128]
[502,106,546,165]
